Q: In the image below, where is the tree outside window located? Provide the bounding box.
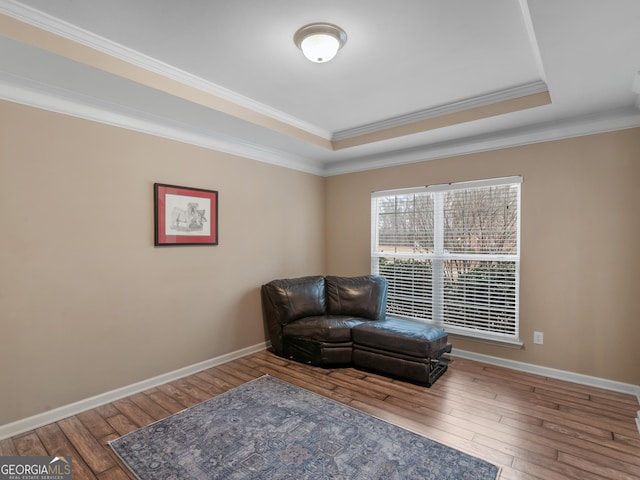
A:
[372,177,521,342]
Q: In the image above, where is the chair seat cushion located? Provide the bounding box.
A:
[283,316,367,343]
[352,318,448,358]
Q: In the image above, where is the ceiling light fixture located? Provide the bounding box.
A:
[293,23,347,63]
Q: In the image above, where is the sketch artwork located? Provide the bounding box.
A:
[165,193,211,236]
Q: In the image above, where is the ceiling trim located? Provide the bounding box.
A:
[331,86,551,150]
[518,0,547,83]
[0,2,334,144]
[0,0,553,153]
[0,73,325,176]
[323,107,640,176]
[2,0,639,178]
[0,0,331,140]
[2,70,639,178]
[332,81,549,142]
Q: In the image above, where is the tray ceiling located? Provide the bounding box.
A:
[1,0,639,175]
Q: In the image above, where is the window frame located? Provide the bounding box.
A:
[371,176,522,345]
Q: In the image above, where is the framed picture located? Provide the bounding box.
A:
[154,183,218,246]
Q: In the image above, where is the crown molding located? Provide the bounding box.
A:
[0,73,325,176]
[0,0,332,141]
[332,81,549,142]
[323,106,640,176]
[518,0,547,83]
[3,69,639,179]
[0,0,549,147]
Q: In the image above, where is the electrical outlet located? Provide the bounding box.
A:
[533,331,544,345]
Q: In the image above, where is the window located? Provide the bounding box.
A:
[371,176,521,344]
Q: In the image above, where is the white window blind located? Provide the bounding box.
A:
[371,176,521,342]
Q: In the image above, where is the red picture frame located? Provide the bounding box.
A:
[154,183,218,246]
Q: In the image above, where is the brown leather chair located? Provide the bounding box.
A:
[261,275,451,386]
[261,275,387,366]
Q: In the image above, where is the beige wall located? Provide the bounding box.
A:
[0,101,325,425]
[326,128,640,385]
[2,99,638,427]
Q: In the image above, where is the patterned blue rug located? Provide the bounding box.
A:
[110,375,500,479]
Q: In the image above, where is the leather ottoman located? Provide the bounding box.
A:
[352,318,452,386]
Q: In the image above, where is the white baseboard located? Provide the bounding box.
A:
[452,348,640,436]
[452,348,640,398]
[3,343,639,440]
[0,342,268,440]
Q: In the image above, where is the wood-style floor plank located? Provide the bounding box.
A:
[140,387,184,415]
[126,392,172,421]
[56,416,115,475]
[104,414,138,437]
[0,438,17,456]
[12,432,48,456]
[35,423,98,480]
[3,350,638,479]
[77,410,115,440]
[111,398,156,429]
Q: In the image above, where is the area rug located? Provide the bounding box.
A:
[110,375,500,479]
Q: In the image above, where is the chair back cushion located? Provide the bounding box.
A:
[261,276,326,326]
[325,275,388,320]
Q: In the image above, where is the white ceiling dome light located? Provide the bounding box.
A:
[293,23,347,63]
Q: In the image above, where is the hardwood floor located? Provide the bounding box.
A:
[1,350,638,479]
